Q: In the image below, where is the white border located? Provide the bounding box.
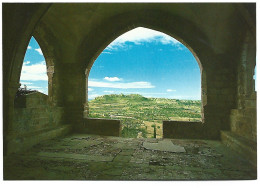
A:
[0,1,259,188]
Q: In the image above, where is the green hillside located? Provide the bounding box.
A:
[88,94,201,138]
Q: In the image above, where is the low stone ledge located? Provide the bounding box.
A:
[14,92,48,108]
[163,121,203,139]
[6,124,72,154]
[221,131,257,168]
[80,118,122,137]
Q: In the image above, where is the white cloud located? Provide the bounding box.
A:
[19,83,47,94]
[23,61,31,65]
[104,77,121,82]
[27,46,32,50]
[104,90,115,93]
[88,88,94,91]
[35,48,43,55]
[20,61,48,81]
[106,27,181,51]
[20,82,33,85]
[26,86,43,89]
[89,80,155,89]
[102,51,112,54]
[167,89,176,92]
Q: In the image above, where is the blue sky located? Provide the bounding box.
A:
[21,27,201,100]
[20,37,48,94]
[88,27,201,100]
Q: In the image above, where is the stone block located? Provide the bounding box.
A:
[14,92,48,108]
[230,108,256,142]
[6,125,72,154]
[143,140,186,152]
[79,118,122,137]
[163,121,204,139]
[245,99,256,108]
[37,152,114,162]
[221,131,257,167]
[113,155,132,163]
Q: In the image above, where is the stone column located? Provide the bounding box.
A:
[201,53,237,139]
[84,69,90,118]
[237,31,256,109]
[201,69,207,123]
[3,81,20,155]
[54,65,86,131]
[47,65,55,104]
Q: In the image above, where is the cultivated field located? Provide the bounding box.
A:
[88,94,201,138]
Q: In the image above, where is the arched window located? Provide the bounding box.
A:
[19,36,48,95]
[87,27,202,138]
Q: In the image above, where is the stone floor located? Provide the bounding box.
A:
[4,134,257,180]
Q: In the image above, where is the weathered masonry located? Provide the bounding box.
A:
[3,3,256,169]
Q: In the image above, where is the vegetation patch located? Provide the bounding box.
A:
[89,94,201,138]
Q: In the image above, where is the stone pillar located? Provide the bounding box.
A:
[237,31,256,109]
[201,69,207,123]
[84,69,90,118]
[47,65,55,104]
[3,81,20,155]
[201,53,237,139]
[55,65,86,132]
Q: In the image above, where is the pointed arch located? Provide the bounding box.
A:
[19,36,48,95]
[78,11,208,124]
[85,28,205,138]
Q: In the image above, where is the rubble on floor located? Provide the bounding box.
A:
[4,134,256,180]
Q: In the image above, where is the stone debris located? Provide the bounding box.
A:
[4,134,256,180]
[143,140,186,153]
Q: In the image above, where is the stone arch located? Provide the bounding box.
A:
[86,25,204,74]
[6,5,51,95]
[33,23,56,104]
[19,35,49,92]
[3,3,51,155]
[80,10,209,122]
[16,32,54,104]
[74,9,235,139]
[81,10,210,72]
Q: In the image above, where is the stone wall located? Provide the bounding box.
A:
[231,31,256,143]
[79,118,122,137]
[230,96,256,142]
[8,92,71,154]
[163,121,203,139]
[231,31,256,142]
[2,3,256,157]
[221,31,256,166]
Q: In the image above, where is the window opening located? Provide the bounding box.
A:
[18,36,48,96]
[87,27,202,138]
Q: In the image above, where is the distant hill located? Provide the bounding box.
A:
[93,94,150,102]
[92,94,200,105]
[88,94,202,138]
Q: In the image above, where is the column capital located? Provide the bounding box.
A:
[47,65,55,78]
[85,68,90,76]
